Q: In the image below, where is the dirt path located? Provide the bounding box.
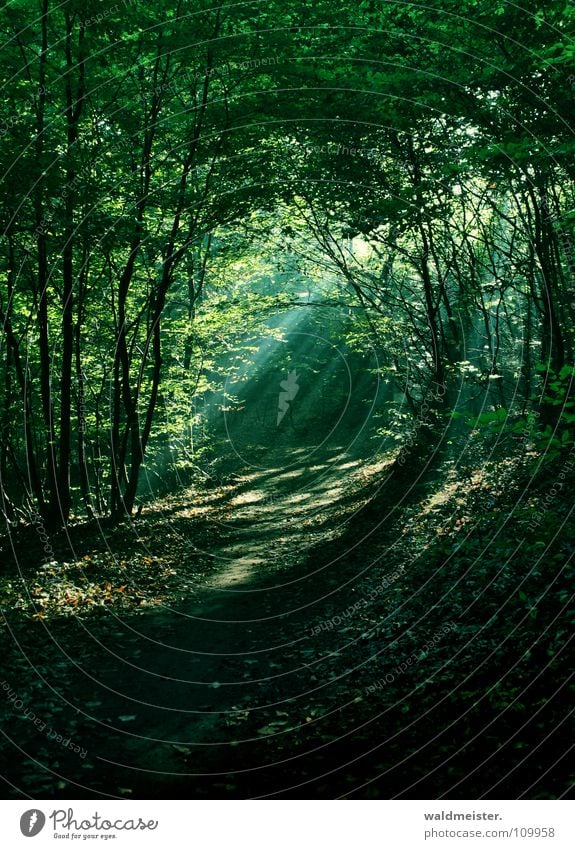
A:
[1,443,396,799]
[3,439,570,800]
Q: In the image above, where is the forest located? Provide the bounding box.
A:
[0,0,573,800]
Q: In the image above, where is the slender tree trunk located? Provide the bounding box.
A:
[112,47,216,519]
[34,0,59,527]
[529,186,565,426]
[0,236,45,511]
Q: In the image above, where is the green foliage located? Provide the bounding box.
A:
[0,0,574,522]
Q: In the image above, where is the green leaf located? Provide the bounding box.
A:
[478,408,507,426]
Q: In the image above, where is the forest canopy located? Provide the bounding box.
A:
[0,0,574,526]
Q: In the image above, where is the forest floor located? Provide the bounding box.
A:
[0,436,574,799]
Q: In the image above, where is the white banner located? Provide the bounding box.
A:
[0,800,573,848]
